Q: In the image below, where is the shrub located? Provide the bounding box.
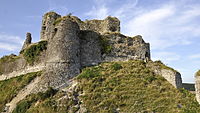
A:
[0,54,19,63]
[111,63,122,71]
[100,36,112,54]
[78,67,101,79]
[23,41,47,65]
[13,100,32,113]
[38,87,58,100]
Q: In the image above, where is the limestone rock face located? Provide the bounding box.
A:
[147,61,182,89]
[21,32,32,50]
[40,12,61,40]
[195,71,200,104]
[159,69,182,88]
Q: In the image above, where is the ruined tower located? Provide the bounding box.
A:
[21,32,32,50]
[38,16,81,90]
[40,12,61,40]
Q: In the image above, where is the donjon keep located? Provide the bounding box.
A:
[0,11,185,112]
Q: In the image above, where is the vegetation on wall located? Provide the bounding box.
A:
[150,60,178,73]
[23,41,47,65]
[0,71,42,112]
[0,54,19,63]
[100,36,112,54]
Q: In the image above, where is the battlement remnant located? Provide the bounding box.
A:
[40,12,61,40]
[21,32,32,50]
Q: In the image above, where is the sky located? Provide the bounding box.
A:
[0,0,200,83]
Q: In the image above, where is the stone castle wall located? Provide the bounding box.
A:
[0,12,151,90]
[40,12,61,40]
[35,17,81,91]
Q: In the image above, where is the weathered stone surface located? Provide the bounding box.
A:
[159,69,182,88]
[0,56,26,75]
[36,17,81,91]
[79,30,102,67]
[147,61,182,88]
[71,16,120,34]
[0,12,153,92]
[0,64,45,81]
[195,71,200,104]
[40,12,61,40]
[102,33,150,62]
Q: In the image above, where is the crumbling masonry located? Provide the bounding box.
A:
[0,12,183,92]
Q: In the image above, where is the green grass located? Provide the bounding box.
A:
[76,60,200,113]
[151,60,178,73]
[53,17,63,25]
[23,41,47,65]
[13,87,58,113]
[0,54,19,63]
[0,71,42,112]
[13,88,77,113]
[11,60,200,112]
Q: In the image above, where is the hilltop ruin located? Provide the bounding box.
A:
[0,11,188,112]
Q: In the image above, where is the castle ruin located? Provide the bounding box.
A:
[0,11,183,93]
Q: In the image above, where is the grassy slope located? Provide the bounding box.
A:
[13,60,200,113]
[78,60,200,113]
[0,71,42,112]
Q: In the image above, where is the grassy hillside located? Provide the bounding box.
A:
[13,60,200,113]
[0,71,42,112]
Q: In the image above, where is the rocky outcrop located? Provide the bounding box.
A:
[157,69,182,88]
[147,61,182,88]
[195,70,200,104]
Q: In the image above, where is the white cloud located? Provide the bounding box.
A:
[47,0,68,15]
[85,5,108,19]
[152,52,181,63]
[86,0,200,50]
[189,54,200,59]
[122,3,200,50]
[0,33,23,51]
